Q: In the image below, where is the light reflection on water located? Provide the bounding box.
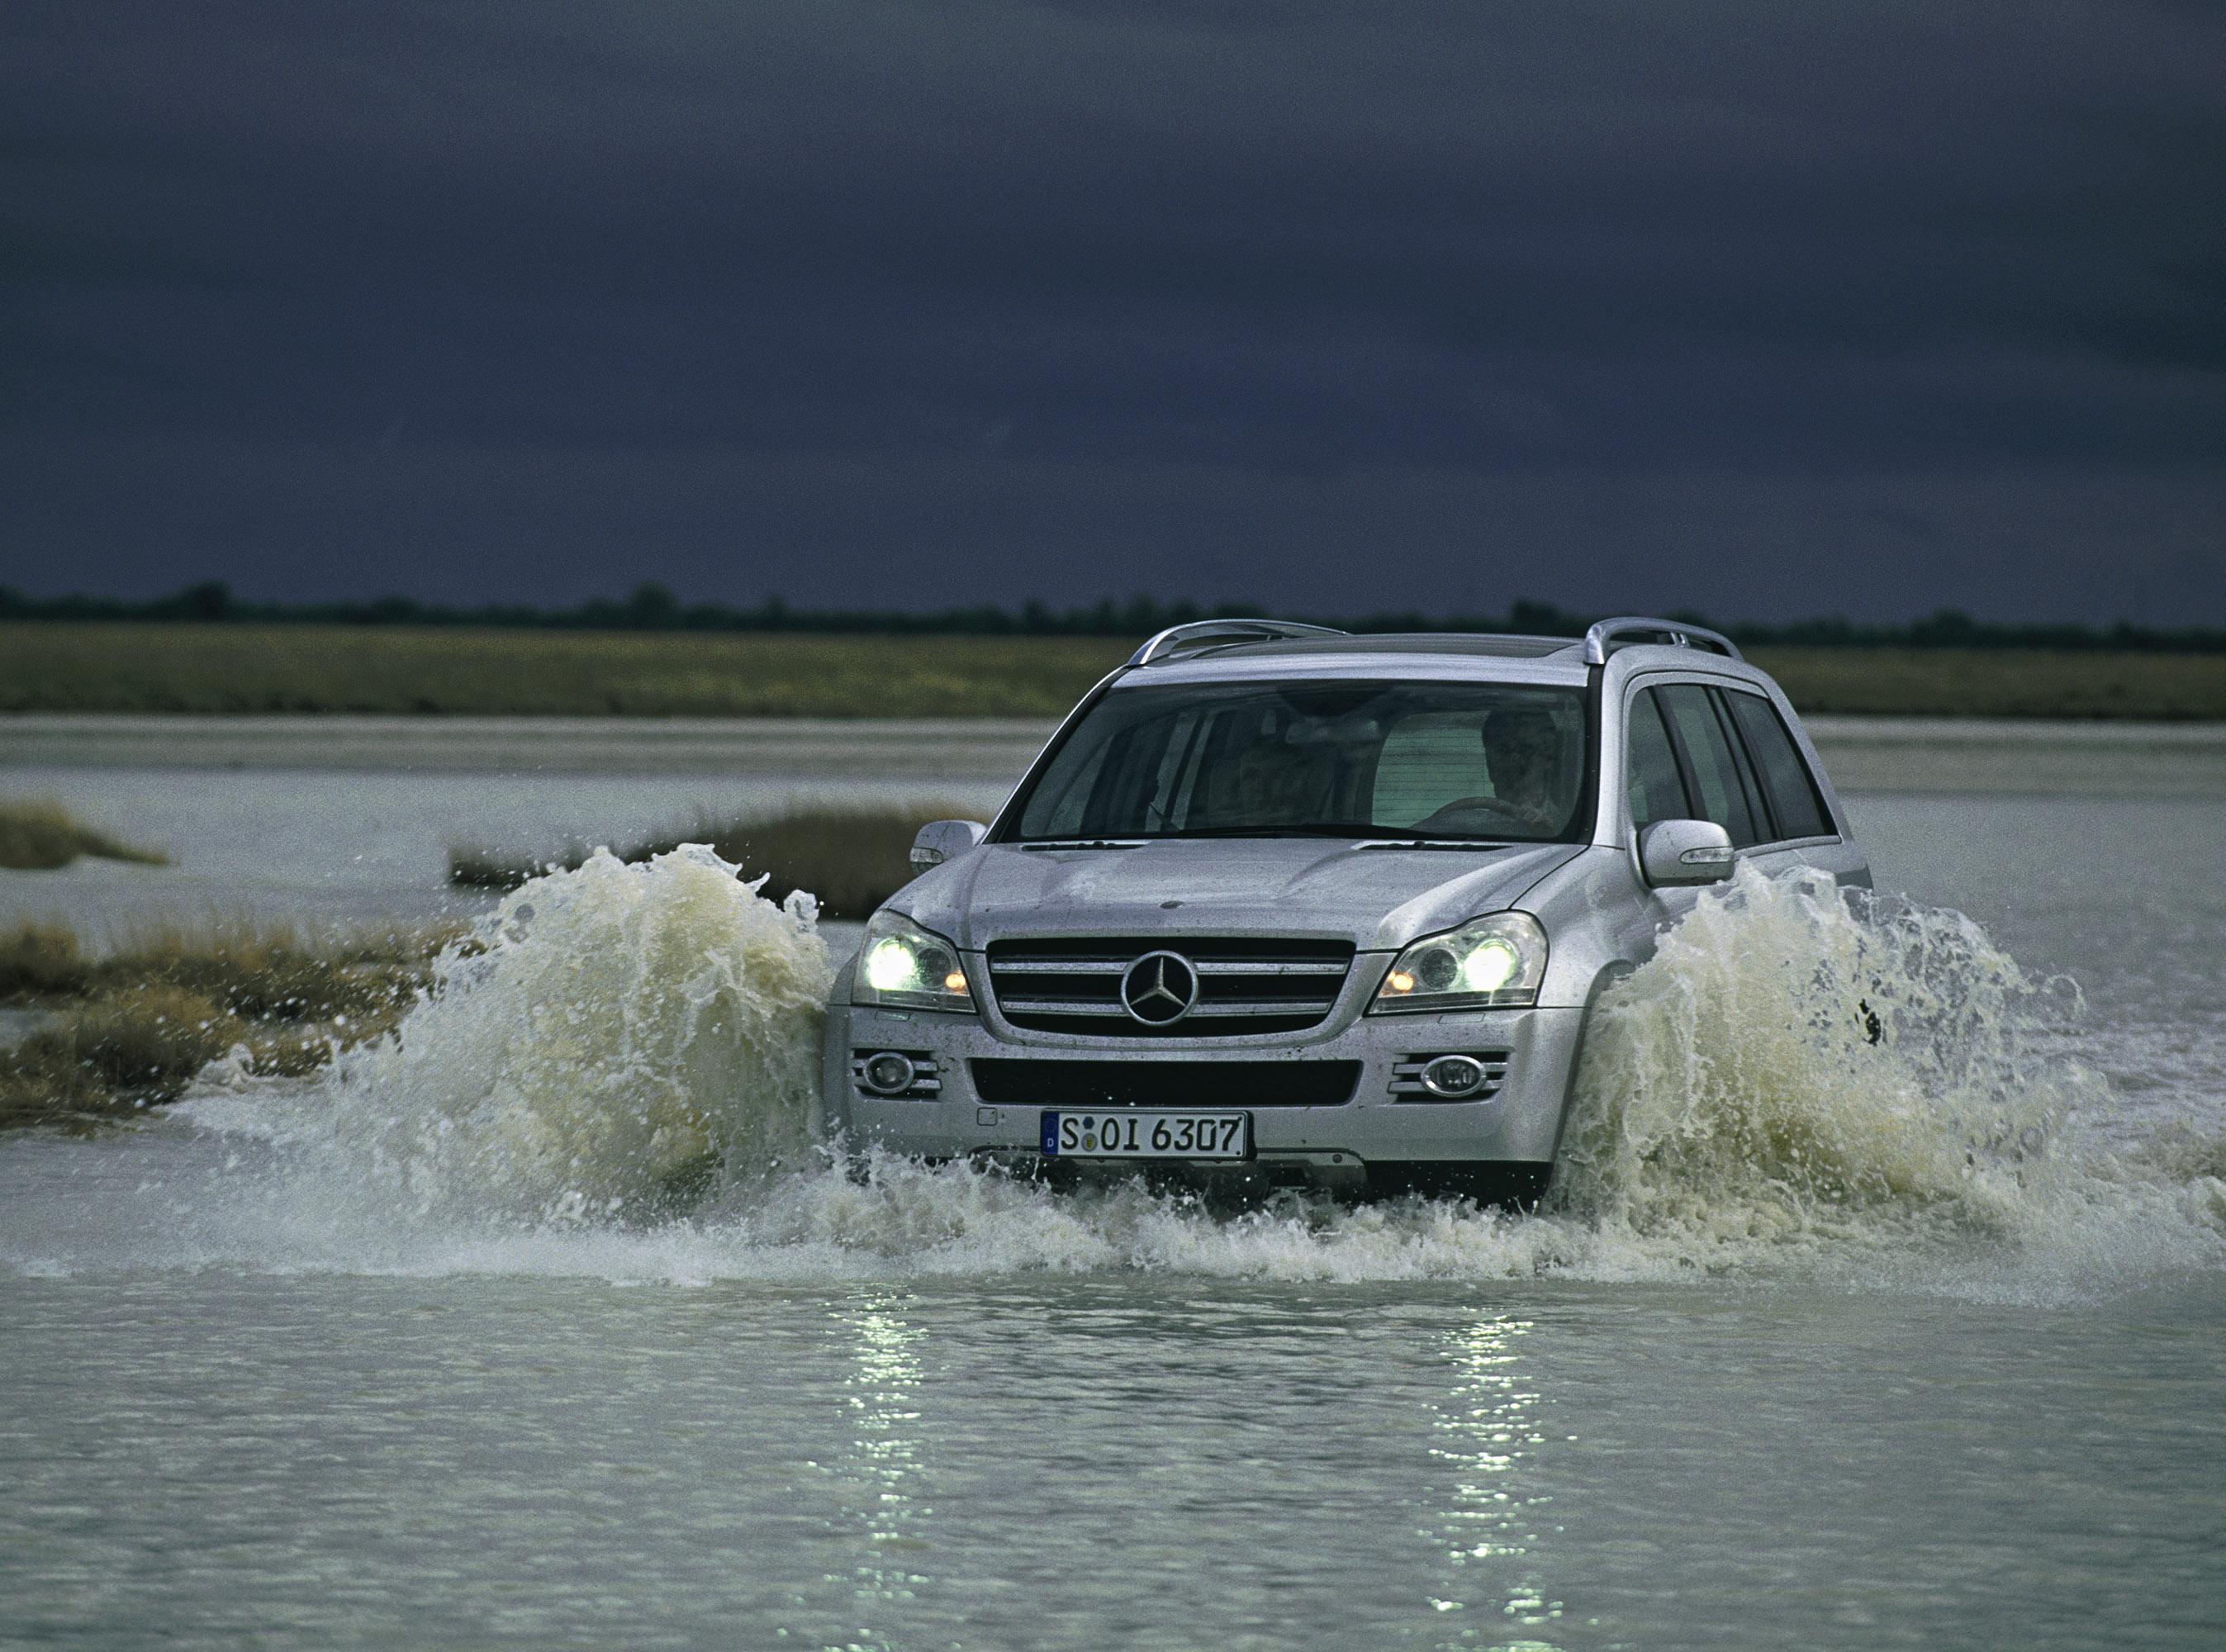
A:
[1425,1314,1562,1650]
[833,1293,932,1647]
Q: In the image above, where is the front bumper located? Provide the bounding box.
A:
[822,994,1583,1185]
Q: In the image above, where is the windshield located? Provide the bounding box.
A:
[1006,679,1591,843]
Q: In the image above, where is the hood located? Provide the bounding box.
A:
[894,838,1583,953]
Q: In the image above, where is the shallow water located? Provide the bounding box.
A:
[0,765,1010,938]
[1845,794,2226,1122]
[7,1266,2219,1651]
[3,768,2224,1650]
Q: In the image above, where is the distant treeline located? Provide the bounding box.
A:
[4,580,2223,653]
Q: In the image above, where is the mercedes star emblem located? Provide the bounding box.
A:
[1120,950,1199,1025]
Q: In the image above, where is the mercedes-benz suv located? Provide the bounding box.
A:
[821,617,1869,1204]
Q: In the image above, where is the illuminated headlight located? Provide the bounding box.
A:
[1370,913,1548,1013]
[852,909,975,1012]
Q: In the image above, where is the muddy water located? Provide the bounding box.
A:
[2,731,2224,1650]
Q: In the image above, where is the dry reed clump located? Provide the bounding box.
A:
[0,917,458,1131]
[103,918,440,1023]
[452,802,982,919]
[0,798,168,870]
[0,920,88,996]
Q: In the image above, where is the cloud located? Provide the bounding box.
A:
[9,428,2221,626]
[2,2,2222,615]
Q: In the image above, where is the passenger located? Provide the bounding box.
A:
[1414,706,1564,833]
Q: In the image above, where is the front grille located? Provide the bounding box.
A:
[985,938,1355,1037]
[971,1060,1361,1108]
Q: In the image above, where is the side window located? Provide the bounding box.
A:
[1654,684,1763,847]
[1035,738,1108,836]
[1724,691,1832,841]
[1625,690,1690,829]
[1076,719,1176,834]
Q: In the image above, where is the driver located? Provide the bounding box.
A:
[1413,706,1563,834]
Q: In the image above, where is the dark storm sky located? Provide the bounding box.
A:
[3,1,2222,621]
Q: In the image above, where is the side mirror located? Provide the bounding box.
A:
[1638,819,1735,886]
[910,819,989,871]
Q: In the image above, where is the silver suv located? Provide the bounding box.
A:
[821,617,1869,1204]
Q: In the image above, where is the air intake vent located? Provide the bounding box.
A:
[971,1060,1360,1108]
[985,938,1355,1037]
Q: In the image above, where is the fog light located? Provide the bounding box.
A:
[861,1051,918,1095]
[1419,1055,1490,1098]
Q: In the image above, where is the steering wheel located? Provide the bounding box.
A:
[1415,795,1529,829]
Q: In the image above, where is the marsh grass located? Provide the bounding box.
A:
[3,623,2225,718]
[0,920,87,996]
[0,916,458,1130]
[0,624,1132,717]
[0,798,167,870]
[453,801,980,918]
[1743,647,2226,719]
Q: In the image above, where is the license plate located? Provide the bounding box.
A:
[1039,1110,1251,1160]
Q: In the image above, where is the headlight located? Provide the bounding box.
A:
[1370,912,1547,1013]
[852,909,975,1013]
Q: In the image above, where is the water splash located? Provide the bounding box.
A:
[1555,864,2096,1256]
[196,845,833,1222]
[110,856,2224,1289]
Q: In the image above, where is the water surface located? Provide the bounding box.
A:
[2,758,2221,1650]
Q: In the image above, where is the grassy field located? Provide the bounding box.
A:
[1,624,2222,719]
[0,624,1132,718]
[1744,647,2226,720]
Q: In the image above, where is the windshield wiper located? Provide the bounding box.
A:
[1355,838,1514,851]
[1157,824,1497,841]
[1017,825,1518,845]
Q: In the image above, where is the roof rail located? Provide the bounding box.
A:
[1128,619,1350,667]
[1580,616,1743,666]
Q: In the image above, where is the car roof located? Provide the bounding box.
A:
[1122,630,1588,689]
[1123,629,1777,695]
[1190,632,1579,660]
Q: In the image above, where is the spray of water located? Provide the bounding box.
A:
[204,845,834,1222]
[1555,865,2094,1254]
[126,852,2226,1287]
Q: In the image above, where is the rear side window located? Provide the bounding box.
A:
[1654,684,1764,847]
[1625,690,1690,829]
[1724,691,1832,840]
